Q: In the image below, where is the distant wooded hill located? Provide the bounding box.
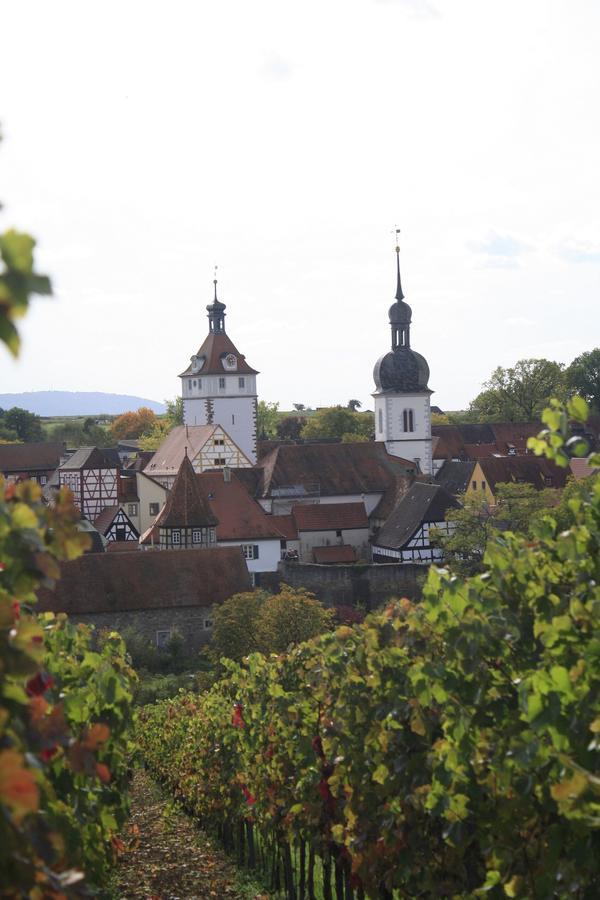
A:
[0,391,166,416]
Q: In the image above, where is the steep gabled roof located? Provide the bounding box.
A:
[155,455,218,528]
[36,546,250,614]
[292,502,368,532]
[435,460,476,496]
[258,442,416,499]
[0,441,65,474]
[374,482,460,551]
[179,332,258,377]
[144,425,216,479]
[196,471,284,540]
[60,447,119,471]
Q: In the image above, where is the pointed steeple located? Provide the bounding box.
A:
[395,242,404,301]
[156,455,218,529]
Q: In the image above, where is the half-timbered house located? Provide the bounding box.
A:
[94,506,140,544]
[144,454,219,550]
[144,423,252,489]
[58,448,120,520]
[372,482,460,564]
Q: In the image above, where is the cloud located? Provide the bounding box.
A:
[557,238,600,264]
[469,231,531,268]
[505,316,534,327]
[259,52,293,82]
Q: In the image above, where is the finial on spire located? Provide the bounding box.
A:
[213,264,218,302]
[394,228,404,301]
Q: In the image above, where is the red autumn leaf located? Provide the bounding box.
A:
[231,703,245,728]
[83,723,110,750]
[11,600,20,619]
[96,762,111,784]
[241,785,256,805]
[25,671,54,697]
[40,746,58,762]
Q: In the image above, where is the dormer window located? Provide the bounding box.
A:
[191,355,205,374]
[222,353,237,371]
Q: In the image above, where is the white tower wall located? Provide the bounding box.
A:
[373,391,432,474]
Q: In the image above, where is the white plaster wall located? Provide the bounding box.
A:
[182,374,257,399]
[217,538,281,573]
[373,391,432,474]
[211,397,256,464]
[184,397,209,427]
[136,473,168,535]
[298,527,371,561]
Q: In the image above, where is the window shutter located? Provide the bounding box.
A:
[253,545,259,559]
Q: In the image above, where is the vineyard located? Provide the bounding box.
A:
[138,424,600,898]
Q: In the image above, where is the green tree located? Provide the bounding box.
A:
[165,395,184,426]
[2,406,43,441]
[347,399,362,412]
[301,406,374,441]
[210,590,271,662]
[468,358,566,422]
[565,348,600,412]
[257,400,280,438]
[435,481,558,574]
[255,584,333,654]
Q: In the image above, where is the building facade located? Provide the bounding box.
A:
[179,279,259,464]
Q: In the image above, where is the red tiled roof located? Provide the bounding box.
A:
[93,506,119,534]
[569,458,599,480]
[313,545,357,564]
[156,456,218,529]
[271,514,297,540]
[179,332,258,377]
[36,546,250,614]
[196,471,285,540]
[478,457,569,492]
[0,442,64,474]
[292,502,368,532]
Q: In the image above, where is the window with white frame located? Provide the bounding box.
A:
[241,544,259,560]
[40,475,47,485]
[214,457,226,466]
[192,529,203,543]
[172,530,181,544]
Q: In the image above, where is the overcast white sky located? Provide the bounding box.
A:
[1,0,599,412]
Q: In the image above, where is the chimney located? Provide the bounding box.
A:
[223,466,231,483]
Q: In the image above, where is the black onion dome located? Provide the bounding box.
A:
[373,348,430,393]
[206,298,226,314]
[388,299,412,325]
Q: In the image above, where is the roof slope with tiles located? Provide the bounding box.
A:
[435,460,476,496]
[155,455,218,528]
[143,425,216,479]
[374,482,460,551]
[257,442,416,499]
[0,441,65,474]
[60,447,120,471]
[36,546,250,614]
[196,471,285,540]
[291,501,368,532]
[478,456,569,492]
[179,331,258,377]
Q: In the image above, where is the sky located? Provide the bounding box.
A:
[1,0,599,412]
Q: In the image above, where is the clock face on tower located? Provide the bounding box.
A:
[222,353,237,371]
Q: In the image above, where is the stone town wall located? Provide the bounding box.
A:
[70,605,214,654]
[261,561,423,611]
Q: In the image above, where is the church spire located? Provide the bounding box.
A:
[395,231,404,301]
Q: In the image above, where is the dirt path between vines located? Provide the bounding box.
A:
[114,768,269,900]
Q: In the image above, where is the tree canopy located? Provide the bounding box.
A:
[0,406,43,442]
[468,358,566,422]
[110,407,157,441]
[301,406,374,442]
[565,348,600,412]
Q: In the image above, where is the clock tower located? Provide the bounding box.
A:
[372,241,433,474]
[179,278,259,464]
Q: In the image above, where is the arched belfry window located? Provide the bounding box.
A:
[378,409,383,433]
[403,409,415,433]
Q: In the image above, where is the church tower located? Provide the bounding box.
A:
[372,240,433,474]
[179,277,259,464]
